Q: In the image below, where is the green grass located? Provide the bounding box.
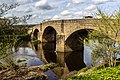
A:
[69,65,120,80]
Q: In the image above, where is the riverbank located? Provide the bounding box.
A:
[0,63,58,80]
[60,64,120,80]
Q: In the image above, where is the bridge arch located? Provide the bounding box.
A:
[65,29,93,52]
[42,26,57,63]
[33,29,39,40]
[42,26,57,43]
[64,29,93,71]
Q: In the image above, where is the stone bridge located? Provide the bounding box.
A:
[28,18,99,52]
[27,18,102,72]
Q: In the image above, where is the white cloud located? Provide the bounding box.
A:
[66,3,71,7]
[85,4,97,11]
[16,0,33,4]
[35,0,52,10]
[1,0,120,24]
[74,11,83,15]
[92,0,110,4]
[3,13,13,17]
[30,14,38,19]
[15,6,32,13]
[60,10,71,16]
[0,0,14,4]
[74,9,95,18]
[52,13,73,20]
[52,15,60,19]
[71,0,84,4]
[51,9,74,20]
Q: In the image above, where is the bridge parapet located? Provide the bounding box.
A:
[42,20,62,25]
[42,19,100,27]
[64,19,99,26]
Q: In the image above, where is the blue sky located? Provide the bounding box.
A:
[0,0,120,24]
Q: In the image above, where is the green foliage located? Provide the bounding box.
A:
[78,66,91,72]
[70,65,120,80]
[86,9,120,67]
[0,3,30,70]
[39,63,58,71]
[16,58,27,63]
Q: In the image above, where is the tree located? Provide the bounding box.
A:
[0,3,30,70]
[86,9,120,67]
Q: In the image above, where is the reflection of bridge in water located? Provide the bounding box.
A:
[28,18,98,75]
[33,43,88,76]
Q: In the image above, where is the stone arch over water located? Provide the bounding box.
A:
[33,29,39,40]
[42,26,57,63]
[42,26,57,43]
[64,29,93,71]
[65,29,93,51]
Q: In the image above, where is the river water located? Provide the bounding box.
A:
[14,40,120,79]
[13,37,120,80]
[14,45,59,80]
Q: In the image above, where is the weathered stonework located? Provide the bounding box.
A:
[28,18,99,52]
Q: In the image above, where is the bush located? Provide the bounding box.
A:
[79,66,91,72]
[70,65,120,80]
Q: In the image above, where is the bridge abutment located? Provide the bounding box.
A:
[38,32,42,42]
[56,34,65,52]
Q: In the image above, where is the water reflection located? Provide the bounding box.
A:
[39,42,91,72]
[43,50,57,63]
[14,47,44,66]
[84,46,92,66]
[65,51,86,71]
[34,44,38,51]
[14,46,58,80]
[42,42,57,63]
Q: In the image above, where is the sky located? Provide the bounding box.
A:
[0,0,120,24]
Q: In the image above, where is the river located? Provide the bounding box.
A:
[14,44,59,80]
[14,40,118,79]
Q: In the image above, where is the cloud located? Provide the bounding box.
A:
[52,14,73,20]
[3,13,13,17]
[0,0,37,4]
[85,4,97,11]
[52,9,74,20]
[0,0,15,4]
[15,6,32,13]
[74,11,83,15]
[66,3,71,7]
[52,15,60,19]
[1,0,120,24]
[30,14,38,19]
[16,0,33,4]
[60,10,72,16]
[71,0,84,4]
[35,0,53,10]
[74,5,97,18]
[92,0,111,4]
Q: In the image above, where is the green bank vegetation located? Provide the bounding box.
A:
[85,9,120,67]
[68,64,120,80]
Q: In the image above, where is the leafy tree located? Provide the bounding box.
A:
[0,3,30,70]
[86,9,120,67]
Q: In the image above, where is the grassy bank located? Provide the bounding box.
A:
[67,64,120,80]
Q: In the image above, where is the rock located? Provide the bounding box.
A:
[0,63,58,80]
